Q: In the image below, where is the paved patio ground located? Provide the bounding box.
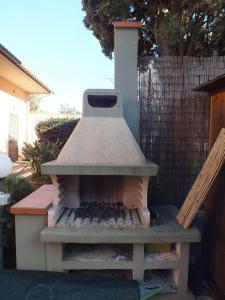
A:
[0,270,139,300]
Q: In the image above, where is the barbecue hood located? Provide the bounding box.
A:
[41,89,158,176]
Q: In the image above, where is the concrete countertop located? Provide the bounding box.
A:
[40,206,201,244]
[10,185,54,215]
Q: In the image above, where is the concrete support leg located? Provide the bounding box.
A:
[173,243,190,296]
[133,243,144,280]
[15,215,47,270]
[46,243,63,272]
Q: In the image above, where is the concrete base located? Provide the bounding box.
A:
[14,206,200,299]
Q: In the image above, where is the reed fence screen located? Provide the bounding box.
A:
[139,56,225,206]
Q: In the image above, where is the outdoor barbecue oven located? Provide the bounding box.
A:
[12,23,200,293]
[41,89,158,229]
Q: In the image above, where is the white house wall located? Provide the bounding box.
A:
[0,90,28,157]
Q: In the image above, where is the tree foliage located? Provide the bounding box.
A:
[82,0,225,58]
[59,102,77,114]
[29,95,44,112]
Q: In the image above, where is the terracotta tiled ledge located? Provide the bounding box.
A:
[10,184,54,215]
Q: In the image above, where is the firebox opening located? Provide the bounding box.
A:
[80,175,124,204]
[55,175,150,228]
[88,95,117,108]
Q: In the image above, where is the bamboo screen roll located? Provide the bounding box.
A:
[139,56,225,206]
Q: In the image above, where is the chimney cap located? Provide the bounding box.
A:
[114,21,142,28]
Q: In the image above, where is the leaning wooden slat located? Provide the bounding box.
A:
[189,147,225,198]
[179,152,224,223]
[177,129,225,228]
[177,130,225,222]
[177,131,225,224]
[180,137,225,226]
[182,151,225,228]
[180,147,225,227]
[181,146,225,223]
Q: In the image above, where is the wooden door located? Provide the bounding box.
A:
[205,90,225,295]
[209,91,225,150]
[8,113,19,161]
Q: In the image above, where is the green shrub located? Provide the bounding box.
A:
[35,117,79,146]
[3,173,35,204]
[21,140,60,180]
[24,117,79,182]
[2,174,35,268]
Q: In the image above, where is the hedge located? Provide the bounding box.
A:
[35,117,79,146]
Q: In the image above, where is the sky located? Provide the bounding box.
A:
[0,0,114,112]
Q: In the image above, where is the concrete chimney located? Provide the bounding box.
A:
[114,21,142,143]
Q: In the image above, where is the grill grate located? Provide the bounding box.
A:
[56,202,142,228]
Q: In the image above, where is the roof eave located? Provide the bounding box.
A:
[0,44,53,94]
[18,63,53,94]
[193,74,225,93]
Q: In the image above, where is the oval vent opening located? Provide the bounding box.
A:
[88,95,117,108]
